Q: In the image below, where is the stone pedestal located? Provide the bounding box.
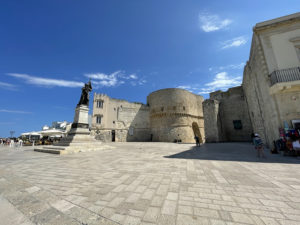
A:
[35,105,103,154]
[69,105,90,134]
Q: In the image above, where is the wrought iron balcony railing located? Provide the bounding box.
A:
[270,67,300,86]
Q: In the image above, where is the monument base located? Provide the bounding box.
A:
[35,105,106,154]
[34,143,113,155]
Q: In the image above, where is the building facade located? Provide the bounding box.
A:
[91,93,150,142]
[203,13,300,146]
[92,89,205,143]
[243,12,300,146]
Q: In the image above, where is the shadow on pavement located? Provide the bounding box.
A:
[164,142,300,164]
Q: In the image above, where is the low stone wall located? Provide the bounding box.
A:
[91,128,151,142]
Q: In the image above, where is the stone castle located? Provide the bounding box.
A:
[91,13,300,147]
[91,88,205,143]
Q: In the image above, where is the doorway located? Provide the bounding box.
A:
[112,130,115,142]
[192,122,203,143]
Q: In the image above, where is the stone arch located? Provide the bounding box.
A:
[192,122,203,143]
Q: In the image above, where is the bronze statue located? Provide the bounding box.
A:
[77,80,92,106]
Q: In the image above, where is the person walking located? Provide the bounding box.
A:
[18,139,23,148]
[254,134,266,158]
[251,133,255,145]
[10,139,14,148]
[194,136,200,147]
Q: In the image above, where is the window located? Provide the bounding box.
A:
[96,100,104,108]
[129,127,134,136]
[233,120,242,130]
[96,115,102,124]
[161,107,164,112]
[183,106,185,111]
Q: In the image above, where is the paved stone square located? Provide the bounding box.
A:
[0,142,300,225]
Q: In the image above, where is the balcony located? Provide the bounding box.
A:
[269,67,300,95]
[270,67,300,85]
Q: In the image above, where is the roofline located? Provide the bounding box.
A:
[147,88,204,99]
[253,12,300,32]
[94,92,146,105]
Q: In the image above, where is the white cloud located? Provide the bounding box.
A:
[129,74,138,79]
[205,72,241,88]
[86,72,119,87]
[139,79,146,85]
[86,73,115,80]
[176,85,201,93]
[0,81,17,91]
[199,12,232,32]
[177,72,242,95]
[7,73,84,88]
[189,64,243,76]
[6,71,145,90]
[131,79,147,86]
[221,36,247,49]
[198,72,242,94]
[0,109,32,114]
[85,71,145,88]
[207,63,245,75]
[177,85,192,90]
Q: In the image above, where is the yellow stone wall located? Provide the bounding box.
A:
[147,88,205,143]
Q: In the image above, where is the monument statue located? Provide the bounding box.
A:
[35,79,99,154]
[77,80,92,106]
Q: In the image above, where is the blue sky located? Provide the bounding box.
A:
[0,0,299,137]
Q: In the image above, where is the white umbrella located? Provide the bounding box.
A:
[40,129,66,137]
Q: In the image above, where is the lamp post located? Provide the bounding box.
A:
[10,131,15,138]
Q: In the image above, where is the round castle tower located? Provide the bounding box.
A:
[147,88,205,143]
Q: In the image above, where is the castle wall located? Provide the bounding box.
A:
[147,88,204,143]
[203,86,253,142]
[202,99,221,142]
[91,93,150,142]
[243,47,279,147]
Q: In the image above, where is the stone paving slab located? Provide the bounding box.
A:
[0,195,35,225]
[0,142,300,224]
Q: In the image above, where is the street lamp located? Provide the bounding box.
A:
[10,131,15,138]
